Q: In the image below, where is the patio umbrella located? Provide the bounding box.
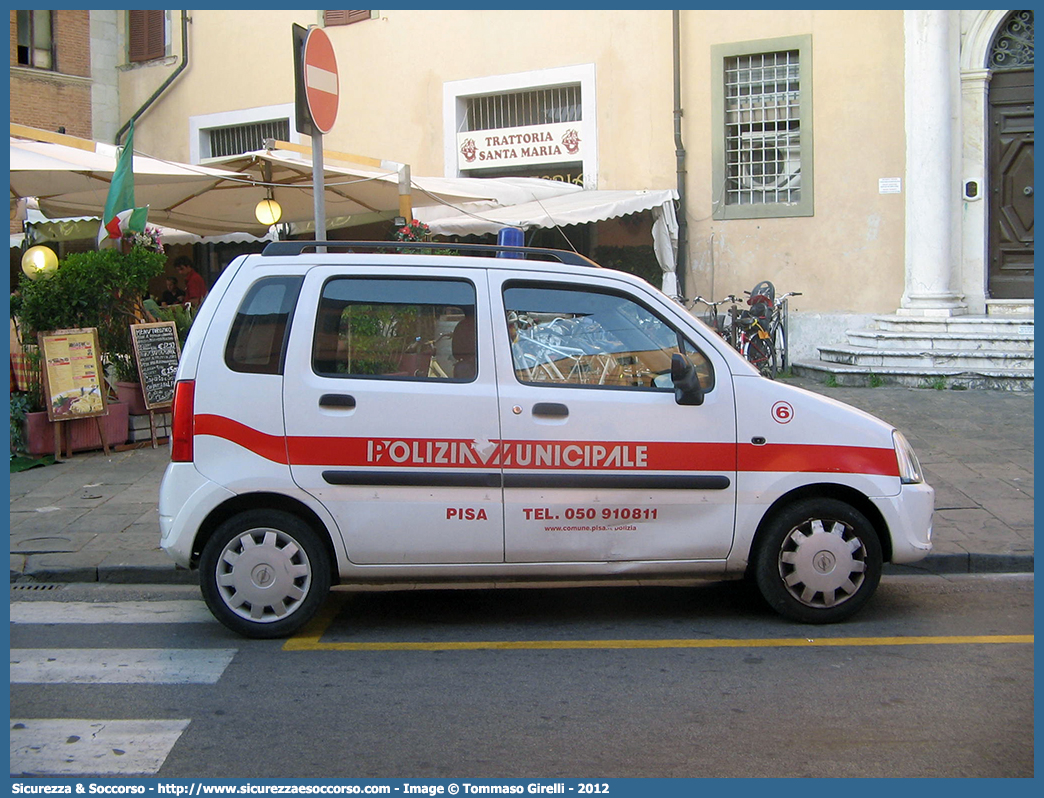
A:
[38,148,495,237]
[10,135,241,216]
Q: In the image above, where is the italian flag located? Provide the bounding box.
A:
[98,119,149,244]
[103,206,149,240]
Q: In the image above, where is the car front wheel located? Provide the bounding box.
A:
[200,509,331,638]
[753,498,882,624]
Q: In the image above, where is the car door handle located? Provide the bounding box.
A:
[319,394,356,409]
[532,402,569,418]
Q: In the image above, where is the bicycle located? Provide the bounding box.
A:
[769,290,802,373]
[735,281,777,378]
[689,295,740,342]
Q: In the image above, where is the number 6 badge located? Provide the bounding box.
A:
[772,401,794,424]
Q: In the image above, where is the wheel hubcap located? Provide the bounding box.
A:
[214,529,312,623]
[777,518,867,608]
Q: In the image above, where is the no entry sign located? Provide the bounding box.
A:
[302,26,339,134]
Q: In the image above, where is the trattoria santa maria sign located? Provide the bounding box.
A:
[458,122,582,171]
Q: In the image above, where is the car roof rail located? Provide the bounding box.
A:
[259,240,600,268]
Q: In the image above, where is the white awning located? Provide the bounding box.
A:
[420,188,676,235]
[419,188,680,294]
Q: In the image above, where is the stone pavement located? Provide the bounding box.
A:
[8,377,1034,584]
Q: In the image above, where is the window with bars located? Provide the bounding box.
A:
[207,119,291,159]
[464,85,582,132]
[712,36,813,219]
[16,10,54,70]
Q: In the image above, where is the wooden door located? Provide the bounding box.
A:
[988,69,1034,299]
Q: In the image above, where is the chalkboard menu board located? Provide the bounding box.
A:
[130,321,182,410]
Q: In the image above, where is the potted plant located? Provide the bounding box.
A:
[150,301,197,346]
[15,241,166,449]
[390,219,458,256]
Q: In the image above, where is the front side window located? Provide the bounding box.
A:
[712,35,813,219]
[16,10,53,70]
[313,278,477,381]
[504,283,713,392]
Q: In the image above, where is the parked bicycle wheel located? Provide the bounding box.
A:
[744,333,777,378]
[773,323,788,372]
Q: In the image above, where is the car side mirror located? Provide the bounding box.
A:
[671,353,704,406]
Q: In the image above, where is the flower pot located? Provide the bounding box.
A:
[23,401,130,456]
[116,381,149,415]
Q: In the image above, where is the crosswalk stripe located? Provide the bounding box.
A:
[9,600,214,625]
[10,718,191,776]
[10,648,237,684]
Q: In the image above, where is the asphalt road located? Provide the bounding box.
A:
[10,574,1034,779]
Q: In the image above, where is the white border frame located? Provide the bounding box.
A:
[442,64,598,187]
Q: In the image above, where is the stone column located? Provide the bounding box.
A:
[901,9,967,316]
[959,67,991,315]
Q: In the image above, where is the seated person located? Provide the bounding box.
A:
[160,277,185,307]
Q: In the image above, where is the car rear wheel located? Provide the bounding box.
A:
[753,498,882,624]
[200,510,331,638]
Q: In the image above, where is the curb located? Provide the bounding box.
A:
[11,564,199,586]
[884,553,1034,575]
[11,554,1034,586]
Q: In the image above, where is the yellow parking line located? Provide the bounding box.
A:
[282,601,1032,651]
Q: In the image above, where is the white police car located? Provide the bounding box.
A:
[158,240,933,637]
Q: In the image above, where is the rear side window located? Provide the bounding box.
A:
[312,277,477,381]
[225,277,302,374]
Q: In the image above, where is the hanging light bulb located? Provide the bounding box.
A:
[21,245,59,279]
[255,194,282,225]
[255,161,282,226]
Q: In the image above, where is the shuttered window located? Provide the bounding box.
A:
[324,11,372,27]
[129,10,165,63]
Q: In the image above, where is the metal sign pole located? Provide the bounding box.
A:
[312,131,325,249]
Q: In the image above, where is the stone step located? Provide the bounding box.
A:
[847,329,1035,352]
[791,360,1034,391]
[873,314,1034,335]
[818,346,1033,370]
[986,299,1034,317]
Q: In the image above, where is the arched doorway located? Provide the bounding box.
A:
[987,11,1034,299]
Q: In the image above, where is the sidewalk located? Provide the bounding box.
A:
[8,378,1034,584]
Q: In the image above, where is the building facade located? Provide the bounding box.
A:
[16,10,1036,368]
